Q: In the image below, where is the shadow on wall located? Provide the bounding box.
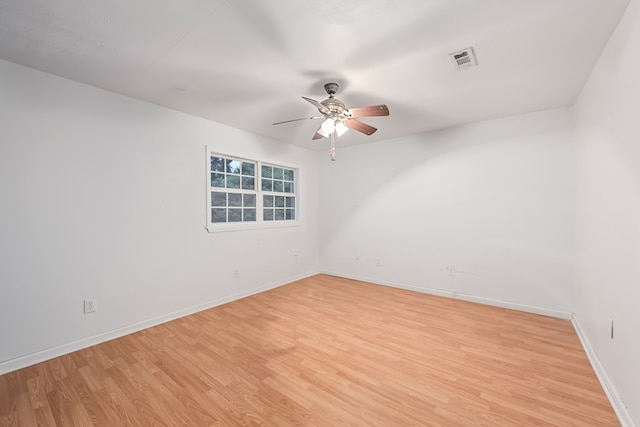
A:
[319,108,572,246]
[316,108,574,311]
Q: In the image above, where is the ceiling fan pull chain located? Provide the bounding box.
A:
[330,132,336,161]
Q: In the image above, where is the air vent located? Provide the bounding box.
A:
[450,47,478,71]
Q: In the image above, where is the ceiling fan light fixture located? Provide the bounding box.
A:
[321,118,335,136]
[318,125,331,138]
[335,121,349,137]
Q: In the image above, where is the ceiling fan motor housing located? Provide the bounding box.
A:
[321,83,345,116]
[321,98,346,115]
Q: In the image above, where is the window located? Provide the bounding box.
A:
[209,156,256,224]
[207,149,298,231]
[261,164,296,222]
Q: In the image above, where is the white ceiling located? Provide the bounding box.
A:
[0,0,630,150]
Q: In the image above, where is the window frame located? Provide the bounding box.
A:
[205,147,301,233]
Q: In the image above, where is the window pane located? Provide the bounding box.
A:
[227,175,240,189]
[286,197,295,208]
[228,208,242,222]
[243,194,256,207]
[212,208,226,223]
[211,157,225,172]
[227,160,241,174]
[212,192,226,207]
[242,177,255,190]
[228,193,242,207]
[243,209,256,222]
[211,173,225,188]
[242,162,255,176]
[209,155,296,227]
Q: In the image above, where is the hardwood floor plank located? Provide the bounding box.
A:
[15,393,36,427]
[46,389,74,426]
[69,403,93,426]
[26,375,48,410]
[0,374,14,416]
[0,274,620,426]
[90,384,135,426]
[150,369,220,426]
[0,413,17,427]
[33,405,57,426]
[100,377,146,427]
[74,381,110,425]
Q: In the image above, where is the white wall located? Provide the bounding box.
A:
[573,0,640,423]
[319,108,574,316]
[0,59,320,372]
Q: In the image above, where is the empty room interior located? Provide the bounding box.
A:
[1,0,639,426]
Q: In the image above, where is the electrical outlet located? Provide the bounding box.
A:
[447,265,456,276]
[294,254,299,264]
[233,269,240,279]
[375,259,381,267]
[84,299,97,314]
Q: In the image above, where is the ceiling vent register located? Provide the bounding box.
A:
[450,47,478,70]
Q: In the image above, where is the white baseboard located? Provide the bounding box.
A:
[320,270,572,319]
[572,315,636,427]
[0,271,318,375]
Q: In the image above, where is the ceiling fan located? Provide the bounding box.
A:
[272,83,389,160]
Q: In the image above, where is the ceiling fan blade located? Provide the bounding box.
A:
[347,104,389,118]
[302,96,330,114]
[273,116,322,125]
[343,119,377,136]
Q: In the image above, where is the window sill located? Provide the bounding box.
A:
[206,221,301,233]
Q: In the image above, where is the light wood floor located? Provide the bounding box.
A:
[0,274,619,426]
